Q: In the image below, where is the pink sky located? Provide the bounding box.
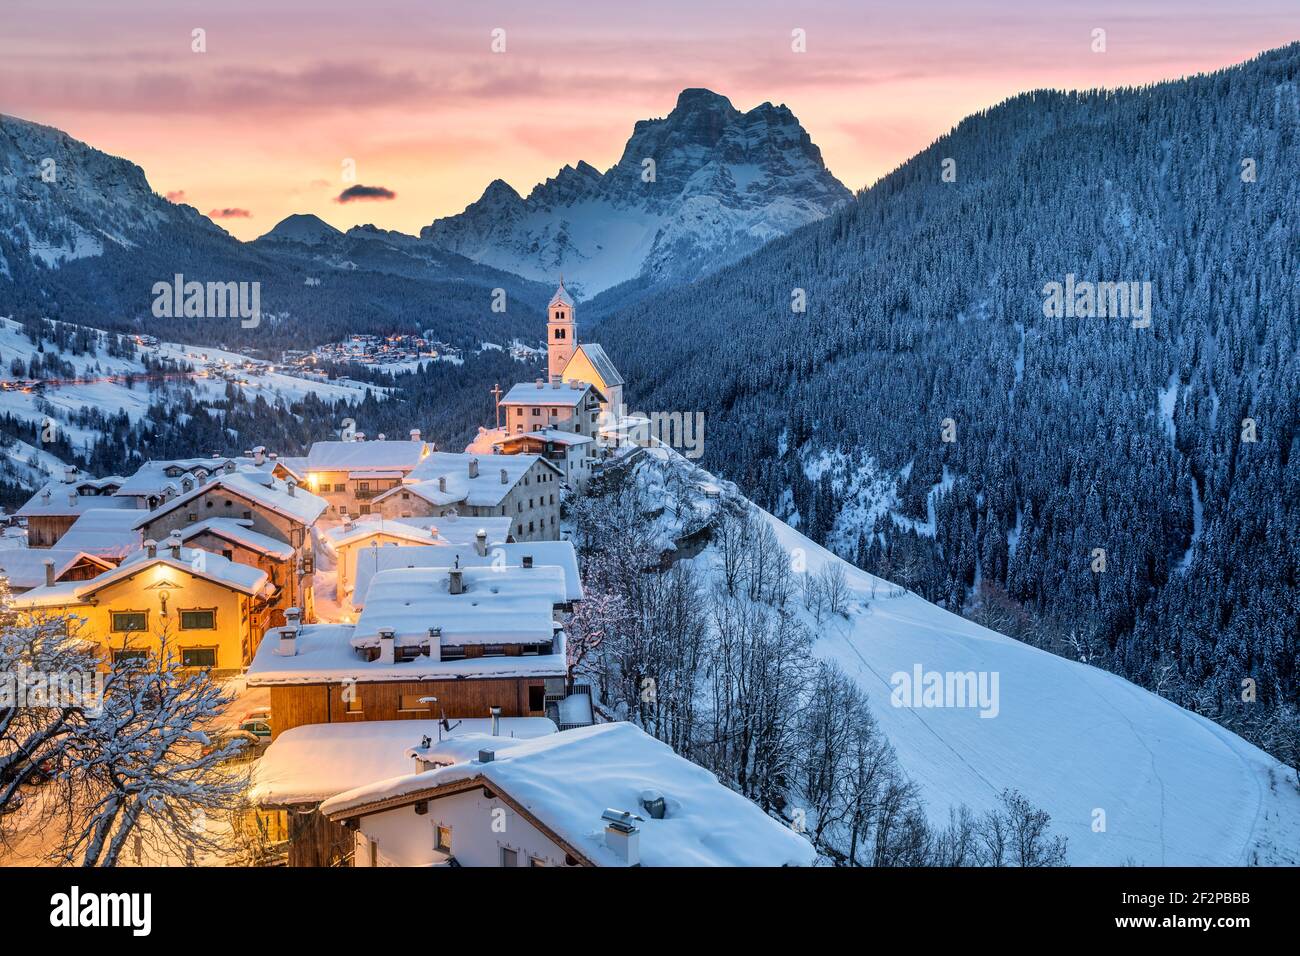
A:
[3,0,1297,240]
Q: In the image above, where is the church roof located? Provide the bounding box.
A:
[549,282,574,308]
[569,343,624,388]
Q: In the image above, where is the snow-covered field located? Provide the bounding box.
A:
[639,446,1300,866]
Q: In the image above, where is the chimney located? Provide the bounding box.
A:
[478,749,495,764]
[438,476,447,493]
[475,529,487,557]
[500,468,508,485]
[377,433,386,441]
[343,517,354,532]
[63,465,77,484]
[426,626,442,662]
[467,458,479,479]
[269,452,278,461]
[550,375,561,388]
[167,530,183,559]
[569,379,580,389]
[448,568,464,595]
[378,628,395,665]
[67,491,78,508]
[43,558,55,588]
[355,432,365,442]
[489,706,501,736]
[242,449,253,458]
[253,446,266,466]
[144,539,157,559]
[286,479,297,497]
[534,377,544,388]
[522,555,533,569]
[224,460,237,474]
[278,608,301,656]
[409,428,421,442]
[602,809,642,866]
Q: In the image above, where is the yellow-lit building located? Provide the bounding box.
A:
[11,536,272,673]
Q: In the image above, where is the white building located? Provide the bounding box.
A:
[320,722,817,867]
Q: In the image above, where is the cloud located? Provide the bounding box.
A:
[335,184,397,203]
[165,190,187,202]
[208,207,253,219]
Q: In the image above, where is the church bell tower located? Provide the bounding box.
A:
[547,278,576,381]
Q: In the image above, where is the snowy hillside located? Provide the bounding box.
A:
[421,89,851,296]
[624,446,1300,866]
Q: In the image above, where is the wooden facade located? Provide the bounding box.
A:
[268,676,551,739]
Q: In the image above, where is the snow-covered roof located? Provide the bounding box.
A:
[568,343,624,388]
[245,623,567,686]
[54,508,143,559]
[496,429,594,447]
[15,480,137,518]
[134,471,327,530]
[320,516,437,549]
[352,541,583,610]
[396,451,560,508]
[501,380,602,408]
[320,722,817,867]
[112,458,274,498]
[11,544,270,608]
[0,548,112,589]
[178,518,295,560]
[548,281,574,308]
[306,440,428,473]
[400,515,514,547]
[250,718,557,807]
[352,565,568,647]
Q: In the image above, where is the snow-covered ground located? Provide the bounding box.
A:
[636,446,1300,866]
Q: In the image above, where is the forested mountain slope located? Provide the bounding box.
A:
[599,44,1300,761]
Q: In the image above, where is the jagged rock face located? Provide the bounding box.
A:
[419,89,852,297]
[0,114,225,274]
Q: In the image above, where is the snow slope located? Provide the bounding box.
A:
[632,446,1300,866]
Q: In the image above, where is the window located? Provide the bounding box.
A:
[221,549,233,560]
[515,408,523,417]
[554,327,565,339]
[344,689,362,713]
[528,685,545,713]
[482,644,505,657]
[531,407,540,417]
[500,847,518,867]
[205,500,214,509]
[358,481,369,492]
[399,694,431,712]
[359,504,371,515]
[181,647,216,668]
[187,513,197,522]
[112,648,149,665]
[111,611,147,633]
[180,609,216,630]
[435,826,452,852]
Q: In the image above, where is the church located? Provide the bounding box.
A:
[543,279,624,415]
[487,281,629,491]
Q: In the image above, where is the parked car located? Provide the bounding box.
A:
[203,729,267,763]
[239,717,272,740]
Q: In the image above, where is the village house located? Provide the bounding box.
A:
[249,716,556,866]
[318,516,439,604]
[110,450,298,511]
[499,378,606,441]
[373,451,562,542]
[494,428,596,492]
[11,531,273,672]
[245,560,576,738]
[176,518,300,627]
[52,508,142,563]
[15,469,132,547]
[305,433,430,516]
[131,466,326,620]
[0,548,114,593]
[319,722,817,867]
[544,280,625,416]
[349,539,582,611]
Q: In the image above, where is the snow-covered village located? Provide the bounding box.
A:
[2,0,1299,940]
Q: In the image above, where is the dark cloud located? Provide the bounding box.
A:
[208,207,253,219]
[335,184,397,203]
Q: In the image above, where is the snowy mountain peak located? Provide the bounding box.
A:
[258,213,344,245]
[419,89,852,296]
